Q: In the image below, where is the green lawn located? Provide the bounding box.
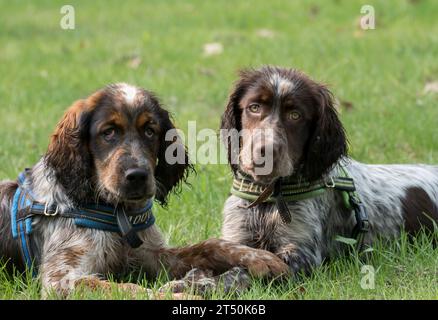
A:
[0,0,437,299]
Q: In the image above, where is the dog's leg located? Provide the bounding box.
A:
[72,276,198,300]
[73,276,148,295]
[38,230,150,298]
[156,238,289,279]
[275,243,322,277]
[222,200,326,277]
[39,251,117,298]
[132,228,288,280]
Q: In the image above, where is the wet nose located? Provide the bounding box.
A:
[125,168,148,186]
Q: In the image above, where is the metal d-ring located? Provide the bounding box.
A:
[325,177,336,188]
[44,203,59,216]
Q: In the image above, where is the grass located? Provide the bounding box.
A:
[0,0,437,299]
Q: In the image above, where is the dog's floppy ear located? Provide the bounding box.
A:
[302,85,348,181]
[220,90,241,173]
[220,70,254,173]
[44,93,100,203]
[154,106,193,206]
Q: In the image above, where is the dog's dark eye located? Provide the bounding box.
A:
[102,128,116,141]
[248,103,261,113]
[288,111,301,121]
[145,127,155,138]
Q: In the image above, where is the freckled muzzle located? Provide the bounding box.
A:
[240,128,293,183]
[104,151,156,202]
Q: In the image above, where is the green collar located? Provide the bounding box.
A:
[230,164,369,249]
[231,165,356,208]
[231,164,369,250]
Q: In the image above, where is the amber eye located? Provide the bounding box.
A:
[102,128,116,141]
[145,127,155,138]
[248,103,261,113]
[288,111,301,121]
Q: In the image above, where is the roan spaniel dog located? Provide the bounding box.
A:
[0,83,288,297]
[220,66,438,276]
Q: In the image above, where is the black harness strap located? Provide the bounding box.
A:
[273,178,293,224]
[116,207,144,248]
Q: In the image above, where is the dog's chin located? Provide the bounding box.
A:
[124,194,153,204]
[122,189,156,205]
[240,165,294,186]
[251,174,278,185]
[240,168,278,185]
[98,188,154,207]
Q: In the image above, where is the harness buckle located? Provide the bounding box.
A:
[360,219,370,233]
[325,177,335,188]
[44,203,59,216]
[352,200,369,233]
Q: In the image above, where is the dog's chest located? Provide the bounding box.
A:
[36,219,130,273]
[246,203,285,251]
[83,230,135,274]
[245,199,331,251]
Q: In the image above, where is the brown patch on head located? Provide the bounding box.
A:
[107,111,128,129]
[239,86,273,112]
[402,187,438,234]
[136,111,152,128]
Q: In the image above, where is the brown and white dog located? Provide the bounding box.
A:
[220,66,438,276]
[0,83,288,297]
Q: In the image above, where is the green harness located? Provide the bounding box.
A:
[230,165,369,247]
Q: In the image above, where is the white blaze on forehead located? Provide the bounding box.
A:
[120,83,139,105]
[269,73,294,95]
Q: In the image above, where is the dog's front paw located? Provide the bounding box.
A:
[159,268,216,296]
[202,239,290,278]
[235,246,290,278]
[159,267,251,297]
[216,267,251,293]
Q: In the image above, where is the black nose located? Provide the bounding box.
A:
[125,168,148,185]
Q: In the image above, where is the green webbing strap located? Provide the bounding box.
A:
[231,165,369,249]
[231,167,356,204]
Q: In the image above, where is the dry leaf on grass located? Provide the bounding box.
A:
[203,42,223,56]
[423,81,438,95]
[255,28,276,38]
[127,56,142,69]
[339,99,355,111]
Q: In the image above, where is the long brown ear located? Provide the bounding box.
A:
[302,85,348,181]
[220,70,254,173]
[44,98,96,203]
[220,93,240,173]
[154,106,193,206]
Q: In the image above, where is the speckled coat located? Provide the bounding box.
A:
[222,158,438,274]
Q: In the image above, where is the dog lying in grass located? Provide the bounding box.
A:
[0,83,288,298]
[220,66,438,276]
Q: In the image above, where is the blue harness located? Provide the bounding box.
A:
[11,170,155,275]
